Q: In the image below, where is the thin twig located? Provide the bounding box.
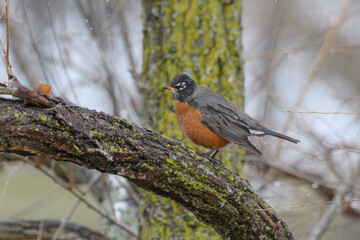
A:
[294,130,360,155]
[0,0,10,62]
[276,0,354,159]
[306,159,360,240]
[36,220,44,240]
[52,174,104,240]
[272,109,360,115]
[45,0,79,104]
[116,0,136,70]
[5,0,11,76]
[0,164,20,206]
[105,178,117,219]
[0,38,6,62]
[6,187,62,219]
[21,1,54,86]
[22,157,138,238]
[306,184,351,240]
[256,199,360,211]
[0,0,9,20]
[114,177,140,207]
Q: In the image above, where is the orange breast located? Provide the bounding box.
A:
[174,101,230,149]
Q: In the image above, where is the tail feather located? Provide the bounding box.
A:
[267,130,300,144]
[239,139,262,155]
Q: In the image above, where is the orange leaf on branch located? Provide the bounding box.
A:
[34,84,52,96]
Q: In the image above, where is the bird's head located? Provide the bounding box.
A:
[163,74,197,102]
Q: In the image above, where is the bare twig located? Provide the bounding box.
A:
[36,220,44,240]
[5,0,11,76]
[0,164,20,206]
[5,187,62,219]
[244,156,360,217]
[116,1,136,70]
[295,0,353,106]
[294,130,360,155]
[114,177,141,207]
[21,1,53,86]
[0,0,8,19]
[21,157,138,238]
[306,158,360,240]
[52,174,104,240]
[45,0,79,104]
[0,0,11,75]
[272,109,360,115]
[257,199,360,211]
[104,178,117,219]
[306,184,351,240]
[277,0,354,159]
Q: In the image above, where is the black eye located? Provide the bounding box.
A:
[179,83,186,91]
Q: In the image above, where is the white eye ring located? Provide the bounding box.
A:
[179,85,186,91]
[175,83,181,87]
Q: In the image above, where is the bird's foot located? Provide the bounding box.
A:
[197,148,219,157]
[196,149,222,164]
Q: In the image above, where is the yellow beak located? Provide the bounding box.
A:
[162,86,178,91]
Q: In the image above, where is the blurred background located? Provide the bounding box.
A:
[0,0,359,239]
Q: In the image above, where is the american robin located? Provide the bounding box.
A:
[163,74,299,157]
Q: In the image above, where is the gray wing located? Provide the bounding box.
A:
[188,87,262,155]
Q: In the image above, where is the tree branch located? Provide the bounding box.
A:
[0,78,294,239]
[0,220,104,240]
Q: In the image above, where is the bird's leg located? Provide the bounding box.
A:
[197,148,220,158]
[209,149,220,158]
[196,148,222,165]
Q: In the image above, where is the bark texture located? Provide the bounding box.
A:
[0,80,294,239]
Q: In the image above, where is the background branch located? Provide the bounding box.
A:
[0,220,104,240]
[5,0,11,76]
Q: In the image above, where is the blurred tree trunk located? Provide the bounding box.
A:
[141,0,244,238]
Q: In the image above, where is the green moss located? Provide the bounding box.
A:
[73,144,81,153]
[110,145,118,152]
[97,131,105,137]
[14,113,20,119]
[39,114,47,121]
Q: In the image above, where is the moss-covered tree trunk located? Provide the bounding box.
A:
[141,0,244,238]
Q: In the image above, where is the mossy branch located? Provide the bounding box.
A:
[0,78,294,240]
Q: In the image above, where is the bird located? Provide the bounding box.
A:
[163,74,299,157]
